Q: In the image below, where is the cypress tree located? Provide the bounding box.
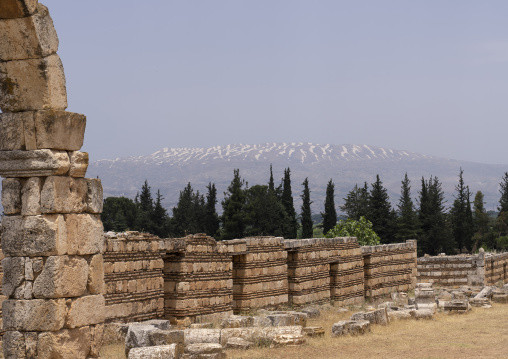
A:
[450,169,473,252]
[268,164,275,192]
[321,179,337,235]
[301,178,313,239]
[396,173,419,241]
[472,191,491,250]
[281,168,298,238]
[204,182,220,237]
[221,169,247,240]
[367,175,395,243]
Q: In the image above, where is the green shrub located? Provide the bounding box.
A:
[325,216,381,246]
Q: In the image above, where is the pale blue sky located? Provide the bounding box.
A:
[43,1,508,164]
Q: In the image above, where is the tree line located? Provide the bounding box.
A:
[101,166,508,255]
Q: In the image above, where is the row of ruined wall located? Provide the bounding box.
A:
[417,250,508,287]
[95,233,418,323]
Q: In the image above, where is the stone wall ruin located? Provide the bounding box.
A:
[0,1,105,357]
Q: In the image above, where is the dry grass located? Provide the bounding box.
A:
[228,304,508,359]
[3,304,504,358]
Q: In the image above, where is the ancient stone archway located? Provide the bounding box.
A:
[0,1,105,357]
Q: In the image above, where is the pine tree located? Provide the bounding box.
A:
[396,173,419,241]
[300,178,313,239]
[450,169,473,252]
[221,169,247,240]
[367,175,395,243]
[172,183,198,236]
[418,176,455,255]
[152,190,170,237]
[134,180,155,233]
[498,172,508,214]
[281,168,298,239]
[321,179,337,235]
[102,197,137,232]
[340,182,369,220]
[204,183,220,237]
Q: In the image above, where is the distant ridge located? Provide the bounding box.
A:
[88,143,508,214]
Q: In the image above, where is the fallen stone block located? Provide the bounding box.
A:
[125,325,154,356]
[331,320,370,337]
[0,54,67,112]
[0,4,58,61]
[492,293,508,304]
[474,286,494,300]
[266,311,307,327]
[143,320,172,331]
[351,308,388,325]
[410,309,434,320]
[191,322,214,329]
[33,255,88,298]
[272,333,306,346]
[1,214,67,256]
[0,0,38,19]
[387,310,412,320]
[225,337,253,350]
[1,178,22,214]
[303,326,325,337]
[221,315,254,328]
[443,300,470,313]
[0,149,69,177]
[3,298,66,331]
[300,306,320,318]
[470,297,491,308]
[184,328,221,345]
[183,343,225,359]
[128,344,179,359]
[220,326,303,347]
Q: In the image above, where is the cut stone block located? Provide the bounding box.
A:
[90,324,105,358]
[86,178,103,213]
[66,295,105,328]
[184,343,225,359]
[35,110,86,150]
[272,333,306,346]
[40,176,87,213]
[33,255,88,298]
[0,0,38,19]
[69,151,88,177]
[2,257,25,297]
[128,344,178,359]
[1,214,67,256]
[21,177,42,215]
[1,178,22,214]
[0,4,58,61]
[0,149,69,177]
[37,327,91,359]
[65,214,104,255]
[0,110,86,150]
[331,320,370,336]
[0,53,67,112]
[225,337,253,350]
[2,331,26,359]
[184,328,221,345]
[3,298,66,331]
[87,254,105,295]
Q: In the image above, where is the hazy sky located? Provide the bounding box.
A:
[42,1,508,164]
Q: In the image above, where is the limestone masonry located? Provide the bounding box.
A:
[0,1,105,357]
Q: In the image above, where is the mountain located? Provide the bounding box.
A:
[87,143,508,215]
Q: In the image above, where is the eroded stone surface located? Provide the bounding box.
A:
[65,214,104,255]
[33,255,88,298]
[86,178,103,213]
[40,176,87,213]
[0,0,38,19]
[69,151,89,177]
[37,327,91,359]
[128,344,178,359]
[0,149,69,177]
[0,53,67,112]
[3,298,66,331]
[1,257,25,297]
[66,295,105,328]
[1,214,67,256]
[1,178,22,214]
[0,4,58,61]
[87,254,105,295]
[2,331,26,359]
[21,176,42,215]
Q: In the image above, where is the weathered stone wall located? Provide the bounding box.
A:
[103,232,165,323]
[163,234,236,322]
[0,2,105,357]
[231,237,288,311]
[484,252,508,286]
[417,251,485,287]
[329,238,364,306]
[362,240,417,298]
